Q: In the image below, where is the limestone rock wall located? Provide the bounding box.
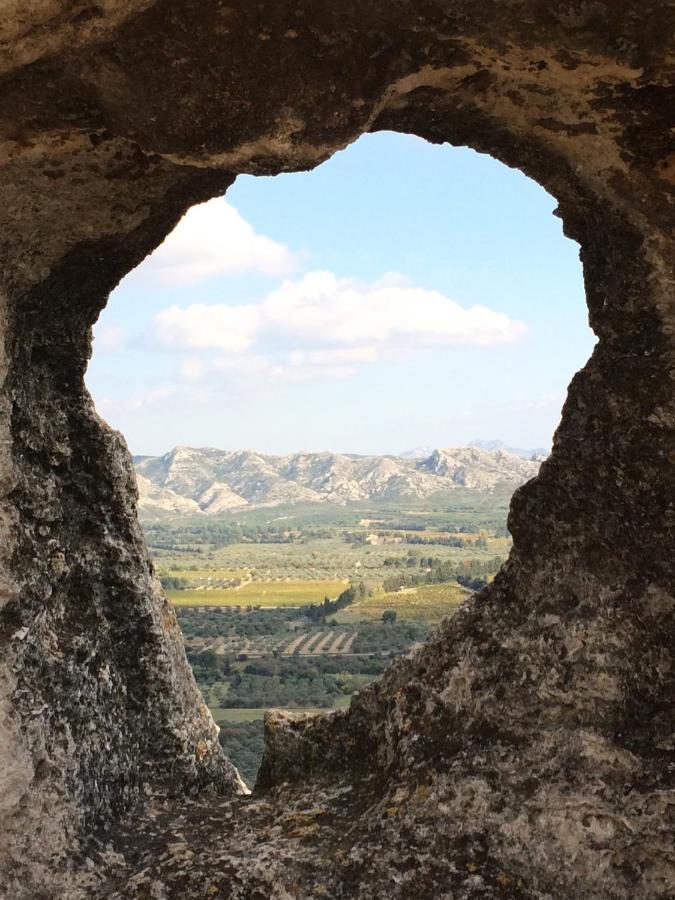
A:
[0,2,672,898]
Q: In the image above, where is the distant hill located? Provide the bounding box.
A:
[401,440,548,461]
[134,446,542,518]
[467,438,549,460]
[398,446,435,460]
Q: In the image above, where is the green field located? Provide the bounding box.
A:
[144,492,513,581]
[154,537,508,586]
[167,578,348,607]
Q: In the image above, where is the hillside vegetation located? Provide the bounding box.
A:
[135,445,542,516]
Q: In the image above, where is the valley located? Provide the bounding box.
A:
[142,447,532,786]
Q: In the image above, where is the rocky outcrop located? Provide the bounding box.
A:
[417,446,538,488]
[0,2,673,898]
[134,445,540,516]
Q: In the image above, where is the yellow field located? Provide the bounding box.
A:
[336,581,469,624]
[168,579,348,608]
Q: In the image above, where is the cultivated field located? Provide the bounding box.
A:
[153,534,510,583]
[148,497,512,783]
[163,568,249,580]
[167,578,348,607]
[336,581,469,624]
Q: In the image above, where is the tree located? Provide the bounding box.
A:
[382,610,397,625]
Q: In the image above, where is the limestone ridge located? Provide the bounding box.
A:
[133,445,542,515]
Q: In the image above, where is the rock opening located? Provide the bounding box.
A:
[0,3,673,898]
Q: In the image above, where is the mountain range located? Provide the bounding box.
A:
[134,446,544,518]
[401,439,548,460]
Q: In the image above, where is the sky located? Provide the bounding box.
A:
[87,131,595,457]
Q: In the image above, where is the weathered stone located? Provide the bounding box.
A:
[0,2,673,898]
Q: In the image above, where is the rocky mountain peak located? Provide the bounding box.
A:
[134,445,541,517]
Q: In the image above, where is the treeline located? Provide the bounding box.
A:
[404,534,488,548]
[189,647,403,711]
[377,521,427,531]
[382,556,503,593]
[178,607,298,640]
[146,521,337,550]
[305,581,367,622]
[160,574,246,591]
[352,621,427,654]
[345,530,493,548]
[212,671,344,709]
[346,522,506,539]
[242,655,390,679]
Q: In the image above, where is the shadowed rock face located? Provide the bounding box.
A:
[0,2,673,898]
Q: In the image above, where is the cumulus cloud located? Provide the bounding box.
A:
[263,271,526,348]
[151,270,527,359]
[154,303,261,353]
[138,199,296,284]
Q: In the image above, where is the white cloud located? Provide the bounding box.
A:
[138,199,296,285]
[96,387,178,417]
[214,355,282,378]
[127,387,176,411]
[288,347,378,367]
[152,270,527,358]
[154,303,260,353]
[181,358,206,381]
[94,324,126,352]
[263,271,527,348]
[280,363,357,382]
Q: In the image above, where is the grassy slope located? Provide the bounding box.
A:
[334,581,469,624]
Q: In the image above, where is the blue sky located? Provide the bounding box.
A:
[87,131,595,456]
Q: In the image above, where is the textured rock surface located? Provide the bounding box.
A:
[0,2,673,898]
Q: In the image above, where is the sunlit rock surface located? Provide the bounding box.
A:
[134,445,541,515]
[0,2,673,897]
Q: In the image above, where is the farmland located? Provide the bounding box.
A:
[144,497,512,786]
[179,604,422,785]
[167,579,348,607]
[335,580,470,624]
